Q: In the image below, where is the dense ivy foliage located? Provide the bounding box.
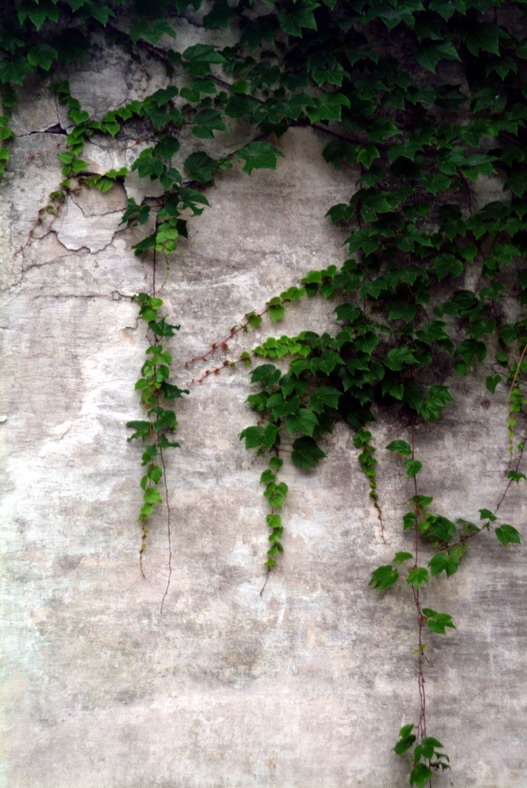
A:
[1,0,526,783]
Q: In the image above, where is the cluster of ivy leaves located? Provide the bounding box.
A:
[126,293,188,567]
[1,0,526,784]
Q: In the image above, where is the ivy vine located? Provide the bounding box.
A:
[2,0,526,783]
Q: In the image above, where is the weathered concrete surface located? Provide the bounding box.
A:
[1,35,526,788]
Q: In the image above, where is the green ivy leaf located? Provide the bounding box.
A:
[393,552,413,565]
[130,19,176,45]
[403,512,417,530]
[463,22,502,56]
[251,364,281,386]
[485,375,501,393]
[0,56,33,85]
[27,43,58,71]
[237,142,285,175]
[309,386,341,412]
[203,0,236,29]
[422,608,456,634]
[433,253,464,281]
[416,40,460,72]
[495,525,521,546]
[386,440,412,457]
[356,144,380,168]
[183,43,225,75]
[409,763,433,788]
[184,151,219,183]
[267,513,282,529]
[285,408,319,437]
[277,0,318,36]
[240,426,265,449]
[291,436,326,468]
[266,296,285,323]
[152,135,180,161]
[147,465,163,484]
[407,567,430,588]
[126,420,151,441]
[369,565,399,590]
[405,459,422,478]
[394,731,417,754]
[192,109,227,139]
[429,544,466,577]
[18,0,60,29]
[385,347,418,371]
[306,92,350,123]
[144,487,163,505]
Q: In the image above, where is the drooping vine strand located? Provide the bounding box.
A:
[353,428,387,544]
[126,293,187,575]
[372,430,523,785]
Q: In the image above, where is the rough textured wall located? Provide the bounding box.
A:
[1,31,526,788]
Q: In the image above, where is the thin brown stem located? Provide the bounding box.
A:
[508,342,527,400]
[410,419,428,747]
[259,568,271,596]
[159,445,173,614]
[184,307,269,367]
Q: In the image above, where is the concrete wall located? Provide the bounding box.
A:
[1,30,526,788]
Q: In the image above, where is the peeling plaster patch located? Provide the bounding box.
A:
[55,199,123,253]
[71,182,127,218]
[473,174,508,208]
[80,140,129,177]
[9,77,60,136]
[123,168,165,203]
[63,66,130,118]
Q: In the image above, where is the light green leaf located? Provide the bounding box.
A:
[495,525,521,546]
[386,440,412,457]
[407,567,429,588]
[144,488,162,505]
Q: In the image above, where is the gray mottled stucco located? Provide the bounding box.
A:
[1,34,526,788]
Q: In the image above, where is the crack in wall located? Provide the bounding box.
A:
[30,291,134,301]
[69,193,126,220]
[16,124,67,139]
[0,252,73,294]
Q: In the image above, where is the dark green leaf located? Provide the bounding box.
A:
[393,552,413,565]
[405,459,422,478]
[237,142,284,175]
[410,763,433,787]
[386,440,412,457]
[130,19,176,45]
[184,151,219,183]
[416,40,460,72]
[291,436,326,469]
[394,733,417,755]
[309,386,341,411]
[27,44,58,71]
[277,0,318,36]
[485,375,501,393]
[285,408,319,437]
[251,364,281,386]
[369,565,399,590]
